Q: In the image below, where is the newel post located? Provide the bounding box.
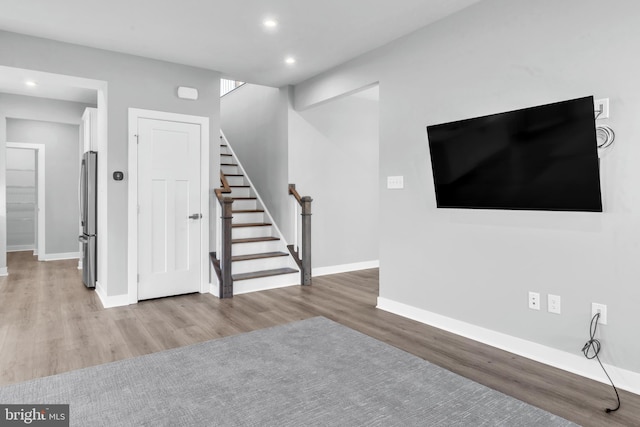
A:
[301,196,312,286]
[221,197,234,298]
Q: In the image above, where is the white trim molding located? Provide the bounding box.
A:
[0,267,8,277]
[95,282,129,309]
[209,282,219,298]
[313,260,379,277]
[376,297,640,395]
[41,252,81,261]
[7,245,35,252]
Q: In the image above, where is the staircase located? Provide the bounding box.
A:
[218,136,299,294]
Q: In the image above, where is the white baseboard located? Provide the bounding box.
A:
[7,245,35,252]
[0,267,8,277]
[95,281,130,308]
[41,251,81,261]
[313,260,379,277]
[377,297,640,396]
[209,283,219,298]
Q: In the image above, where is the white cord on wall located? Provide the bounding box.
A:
[596,124,615,157]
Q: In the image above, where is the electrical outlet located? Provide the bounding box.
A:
[528,291,541,310]
[387,176,404,189]
[594,98,609,119]
[592,303,607,325]
[548,294,561,314]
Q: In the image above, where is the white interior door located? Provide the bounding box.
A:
[137,118,202,300]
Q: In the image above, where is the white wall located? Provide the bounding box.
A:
[289,88,379,269]
[222,84,380,271]
[295,0,640,378]
[220,84,290,237]
[0,31,220,296]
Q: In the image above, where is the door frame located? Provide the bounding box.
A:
[6,142,46,260]
[127,109,210,304]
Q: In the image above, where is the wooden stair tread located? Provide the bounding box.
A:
[221,163,238,166]
[230,185,250,188]
[233,268,298,281]
[224,174,244,177]
[232,197,257,200]
[221,153,233,157]
[232,222,272,228]
[232,237,280,244]
[232,252,289,262]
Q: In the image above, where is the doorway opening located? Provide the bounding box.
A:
[0,66,107,287]
[5,143,45,258]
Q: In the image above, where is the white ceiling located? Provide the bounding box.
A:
[0,66,97,104]
[0,0,481,88]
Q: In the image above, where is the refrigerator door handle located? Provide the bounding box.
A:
[79,159,86,227]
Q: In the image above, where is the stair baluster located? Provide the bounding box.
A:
[220,197,234,298]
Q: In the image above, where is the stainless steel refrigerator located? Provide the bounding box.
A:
[79,151,97,288]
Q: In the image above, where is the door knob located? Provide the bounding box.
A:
[188,213,202,220]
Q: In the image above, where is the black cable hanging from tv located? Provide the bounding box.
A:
[581,312,621,413]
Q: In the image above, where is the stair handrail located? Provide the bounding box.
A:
[216,169,233,298]
[215,171,232,202]
[288,184,312,285]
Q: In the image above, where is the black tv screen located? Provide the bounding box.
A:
[427,96,602,212]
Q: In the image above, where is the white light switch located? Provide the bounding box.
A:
[387,176,404,189]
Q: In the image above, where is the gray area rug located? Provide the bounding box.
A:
[0,317,577,426]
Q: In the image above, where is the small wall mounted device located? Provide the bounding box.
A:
[177,86,198,100]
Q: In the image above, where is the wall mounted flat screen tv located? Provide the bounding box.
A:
[427,96,602,212]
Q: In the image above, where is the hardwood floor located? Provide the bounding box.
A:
[1,251,638,426]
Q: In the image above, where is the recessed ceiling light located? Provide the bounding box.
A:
[263,19,278,28]
[285,57,296,65]
[25,80,37,87]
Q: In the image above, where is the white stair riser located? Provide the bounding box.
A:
[232,256,291,274]
[232,240,282,256]
[229,187,252,198]
[231,199,257,210]
[232,226,273,240]
[232,212,264,224]
[225,176,245,186]
[221,165,239,175]
[233,272,300,294]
